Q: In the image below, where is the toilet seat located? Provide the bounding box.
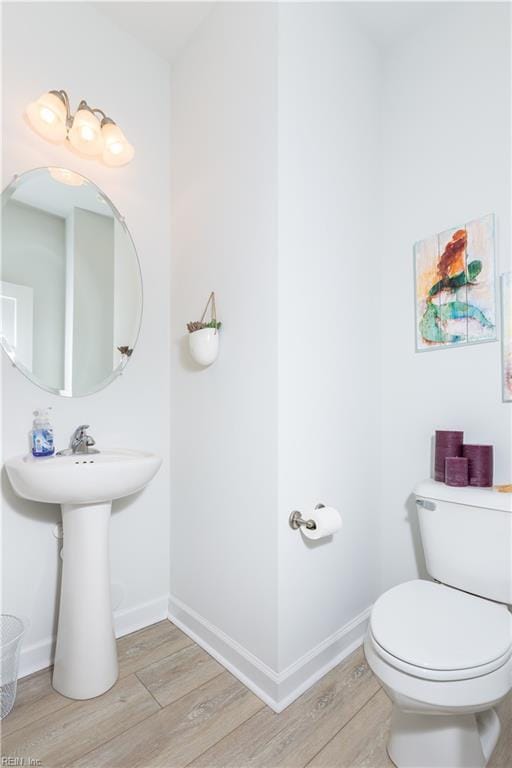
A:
[369,630,512,681]
[364,632,512,713]
[370,580,512,682]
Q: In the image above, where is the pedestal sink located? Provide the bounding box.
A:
[5,449,161,700]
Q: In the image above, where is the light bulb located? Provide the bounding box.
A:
[101,121,134,167]
[48,167,86,187]
[25,92,67,143]
[40,107,56,124]
[68,107,103,157]
[80,124,96,141]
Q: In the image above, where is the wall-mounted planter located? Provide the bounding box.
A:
[187,292,221,367]
[189,326,219,366]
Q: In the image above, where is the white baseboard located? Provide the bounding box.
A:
[168,594,371,712]
[18,635,56,681]
[18,594,169,679]
[18,590,371,711]
[114,594,169,639]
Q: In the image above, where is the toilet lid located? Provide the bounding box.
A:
[371,580,512,671]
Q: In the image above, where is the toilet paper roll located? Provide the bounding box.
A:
[301,506,342,541]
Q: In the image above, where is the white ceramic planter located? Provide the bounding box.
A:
[189,327,219,366]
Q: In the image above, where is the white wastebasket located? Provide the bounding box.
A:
[1,615,25,719]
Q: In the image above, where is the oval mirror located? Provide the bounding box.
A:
[1,167,142,397]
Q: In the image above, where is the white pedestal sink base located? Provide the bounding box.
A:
[5,449,162,700]
[53,501,118,699]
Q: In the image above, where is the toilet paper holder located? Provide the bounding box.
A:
[289,503,325,531]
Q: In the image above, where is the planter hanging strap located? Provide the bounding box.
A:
[200,291,217,327]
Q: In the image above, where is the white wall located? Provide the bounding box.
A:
[1,1,171,675]
[378,1,512,592]
[277,2,381,671]
[170,1,381,706]
[72,208,114,395]
[2,201,66,391]
[170,1,510,710]
[113,217,142,369]
[170,2,279,670]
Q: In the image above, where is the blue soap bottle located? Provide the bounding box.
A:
[31,408,55,457]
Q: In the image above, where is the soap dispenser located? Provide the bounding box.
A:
[31,407,55,457]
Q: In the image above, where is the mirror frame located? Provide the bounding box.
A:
[1,166,143,397]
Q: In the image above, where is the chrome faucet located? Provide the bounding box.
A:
[57,425,99,455]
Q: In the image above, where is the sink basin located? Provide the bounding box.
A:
[5,448,162,701]
[5,449,161,505]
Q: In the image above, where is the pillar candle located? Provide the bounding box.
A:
[462,445,494,488]
[445,457,469,487]
[435,430,463,482]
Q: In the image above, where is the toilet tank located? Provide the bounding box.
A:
[415,479,512,604]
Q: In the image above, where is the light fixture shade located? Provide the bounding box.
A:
[101,122,134,167]
[25,92,67,143]
[68,108,103,157]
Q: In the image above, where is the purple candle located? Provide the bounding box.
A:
[445,457,469,487]
[435,430,463,482]
[462,445,494,487]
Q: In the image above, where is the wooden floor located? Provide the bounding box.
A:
[2,620,511,768]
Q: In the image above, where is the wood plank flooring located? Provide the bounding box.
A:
[2,620,511,768]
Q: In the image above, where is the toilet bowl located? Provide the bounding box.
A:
[365,580,512,768]
[364,480,512,768]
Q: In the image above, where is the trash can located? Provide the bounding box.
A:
[1,615,25,719]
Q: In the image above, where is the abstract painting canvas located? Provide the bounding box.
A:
[414,214,496,351]
[502,273,512,402]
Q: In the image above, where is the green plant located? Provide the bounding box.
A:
[187,319,222,333]
[187,292,221,333]
[205,319,222,330]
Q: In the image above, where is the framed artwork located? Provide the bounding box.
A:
[502,272,512,402]
[414,214,497,351]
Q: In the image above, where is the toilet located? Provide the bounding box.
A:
[364,479,512,768]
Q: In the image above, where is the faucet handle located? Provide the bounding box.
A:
[56,425,98,456]
[72,424,90,439]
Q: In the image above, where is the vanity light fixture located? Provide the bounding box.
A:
[25,90,134,167]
